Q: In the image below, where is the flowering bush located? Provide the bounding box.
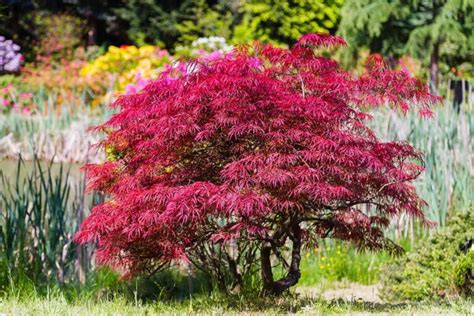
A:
[31,12,86,62]
[397,56,423,79]
[19,45,113,108]
[80,45,172,93]
[0,36,23,73]
[76,33,439,295]
[123,39,232,95]
[0,83,34,114]
[175,36,232,61]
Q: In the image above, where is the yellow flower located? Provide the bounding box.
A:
[108,46,120,53]
[139,45,155,56]
[319,265,324,269]
[138,59,152,69]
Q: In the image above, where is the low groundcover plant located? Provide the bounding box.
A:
[76,33,439,296]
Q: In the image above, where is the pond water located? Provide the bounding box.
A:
[0,159,98,208]
[0,159,85,184]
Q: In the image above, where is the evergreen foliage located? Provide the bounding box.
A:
[114,0,237,49]
[234,0,343,45]
[381,210,474,301]
[338,0,474,89]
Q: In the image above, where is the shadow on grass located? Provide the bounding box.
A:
[2,269,469,314]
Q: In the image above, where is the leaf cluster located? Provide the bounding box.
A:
[76,34,439,293]
[380,209,474,301]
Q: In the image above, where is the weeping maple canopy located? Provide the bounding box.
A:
[76,33,439,294]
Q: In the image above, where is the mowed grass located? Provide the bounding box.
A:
[0,293,471,315]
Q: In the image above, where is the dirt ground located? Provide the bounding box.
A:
[296,283,383,303]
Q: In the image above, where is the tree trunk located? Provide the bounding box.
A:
[261,222,302,296]
[429,41,440,94]
[260,241,274,293]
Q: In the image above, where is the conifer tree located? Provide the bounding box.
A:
[233,0,343,45]
[338,0,474,91]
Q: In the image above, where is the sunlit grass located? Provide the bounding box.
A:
[0,290,471,315]
[299,240,412,287]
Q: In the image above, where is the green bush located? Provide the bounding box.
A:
[453,251,473,296]
[380,210,474,301]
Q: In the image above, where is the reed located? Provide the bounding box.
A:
[0,155,100,288]
[371,101,473,237]
[0,89,114,163]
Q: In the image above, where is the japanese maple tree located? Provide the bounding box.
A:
[75,33,439,295]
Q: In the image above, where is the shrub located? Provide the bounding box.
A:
[380,210,474,301]
[76,33,438,295]
[0,83,33,114]
[174,36,232,61]
[233,0,343,45]
[80,45,172,94]
[29,12,86,62]
[0,36,22,74]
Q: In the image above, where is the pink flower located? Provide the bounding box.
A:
[249,57,261,68]
[134,71,142,81]
[125,84,137,95]
[19,92,33,99]
[203,51,223,62]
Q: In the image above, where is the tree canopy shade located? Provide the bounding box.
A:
[338,0,474,91]
[75,34,439,295]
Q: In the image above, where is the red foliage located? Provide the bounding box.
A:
[75,34,439,291]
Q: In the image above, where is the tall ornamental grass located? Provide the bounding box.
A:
[0,156,101,289]
[0,88,114,162]
[371,101,473,235]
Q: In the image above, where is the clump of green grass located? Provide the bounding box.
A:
[0,288,471,315]
[371,103,473,236]
[0,156,97,289]
[299,240,411,287]
[0,87,114,163]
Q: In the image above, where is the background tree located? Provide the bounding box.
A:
[114,0,238,49]
[76,34,438,295]
[233,0,343,45]
[175,0,237,45]
[0,0,127,61]
[338,0,474,91]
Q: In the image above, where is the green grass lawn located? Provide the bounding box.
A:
[0,293,471,315]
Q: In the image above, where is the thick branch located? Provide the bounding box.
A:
[261,221,302,296]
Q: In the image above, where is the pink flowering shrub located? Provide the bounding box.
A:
[0,84,34,114]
